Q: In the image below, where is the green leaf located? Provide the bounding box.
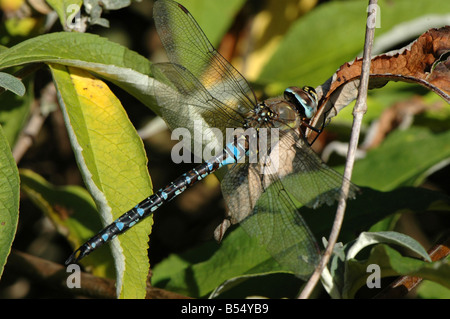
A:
[347,231,431,262]
[343,244,450,298]
[50,64,153,299]
[19,168,115,279]
[257,0,450,93]
[152,226,283,298]
[0,125,20,279]
[304,187,450,245]
[417,280,450,299]
[210,272,303,299]
[0,32,156,115]
[0,72,25,96]
[325,231,433,298]
[176,0,245,47]
[0,80,32,147]
[352,127,450,191]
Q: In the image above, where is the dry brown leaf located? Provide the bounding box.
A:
[309,26,450,133]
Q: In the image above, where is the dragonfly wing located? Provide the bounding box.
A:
[220,161,320,280]
[243,179,321,279]
[220,164,262,223]
[153,0,257,114]
[219,130,358,279]
[152,62,246,153]
[264,130,359,209]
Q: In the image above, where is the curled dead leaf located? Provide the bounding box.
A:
[308,26,450,134]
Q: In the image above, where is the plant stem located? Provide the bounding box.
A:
[299,0,378,299]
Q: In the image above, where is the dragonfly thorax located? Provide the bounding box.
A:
[244,100,298,131]
[243,86,318,133]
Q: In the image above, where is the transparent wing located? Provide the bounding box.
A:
[269,131,359,209]
[220,163,262,225]
[152,63,247,153]
[153,0,256,115]
[244,180,321,279]
[221,161,321,280]
[220,130,358,279]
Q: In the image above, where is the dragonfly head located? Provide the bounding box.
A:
[283,86,318,119]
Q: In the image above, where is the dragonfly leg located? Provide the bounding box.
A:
[302,122,323,146]
[303,105,335,146]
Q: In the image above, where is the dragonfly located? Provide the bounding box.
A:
[65,0,358,280]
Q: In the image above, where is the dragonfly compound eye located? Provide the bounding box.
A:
[284,86,318,119]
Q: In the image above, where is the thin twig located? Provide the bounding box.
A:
[299,0,378,299]
[8,64,47,163]
[12,82,56,163]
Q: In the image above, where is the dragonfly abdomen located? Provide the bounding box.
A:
[65,141,247,264]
